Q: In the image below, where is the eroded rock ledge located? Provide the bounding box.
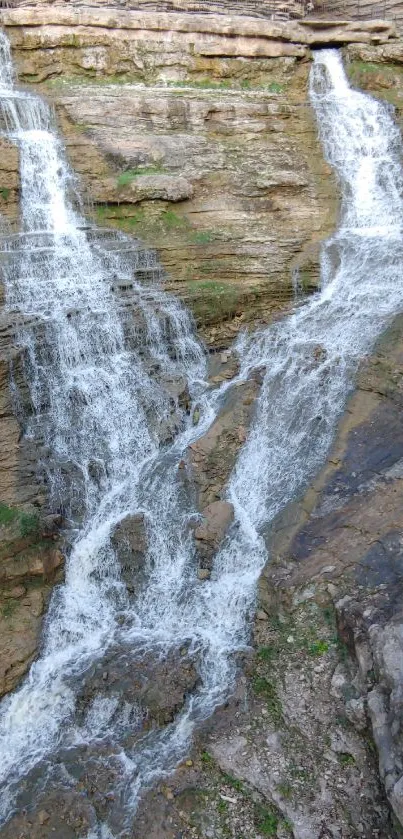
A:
[0,9,397,47]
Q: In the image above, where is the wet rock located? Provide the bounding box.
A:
[255,313,403,834]
[76,644,199,729]
[110,513,147,593]
[0,786,95,839]
[186,373,262,510]
[1,11,343,349]
[194,499,234,569]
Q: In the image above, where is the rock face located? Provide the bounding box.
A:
[194,498,234,570]
[1,6,342,347]
[2,7,403,837]
[0,509,63,697]
[125,318,403,839]
[111,512,148,592]
[3,10,395,346]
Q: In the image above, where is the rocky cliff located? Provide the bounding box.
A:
[1,6,403,838]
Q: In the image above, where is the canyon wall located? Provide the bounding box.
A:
[0,0,398,720]
[2,7,403,837]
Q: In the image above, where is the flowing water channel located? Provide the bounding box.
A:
[0,36,403,837]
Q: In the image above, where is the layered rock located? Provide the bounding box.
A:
[0,7,370,347]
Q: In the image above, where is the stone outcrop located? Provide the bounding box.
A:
[111,512,148,592]
[0,6,373,347]
[0,509,63,697]
[8,0,310,18]
[194,498,234,571]
[2,8,403,837]
[123,316,403,839]
[187,372,262,509]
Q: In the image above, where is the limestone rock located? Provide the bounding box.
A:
[101,174,193,204]
[1,8,341,346]
[194,499,234,568]
[111,512,148,593]
[256,312,403,833]
[76,644,199,727]
[187,373,262,509]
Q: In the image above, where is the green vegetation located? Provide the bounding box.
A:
[167,78,232,90]
[161,208,187,229]
[47,72,138,89]
[338,752,355,767]
[254,804,280,837]
[257,645,276,663]
[276,781,293,800]
[266,81,284,93]
[1,598,19,620]
[222,772,244,793]
[201,750,215,766]
[190,230,217,245]
[19,511,40,539]
[308,639,329,657]
[186,279,243,322]
[349,60,381,75]
[252,676,283,724]
[217,797,228,814]
[0,503,39,539]
[95,205,146,229]
[116,165,164,187]
[0,504,18,526]
[0,187,10,200]
[167,77,284,93]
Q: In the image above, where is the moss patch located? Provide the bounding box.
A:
[116,165,165,187]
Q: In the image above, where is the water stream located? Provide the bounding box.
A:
[0,37,403,837]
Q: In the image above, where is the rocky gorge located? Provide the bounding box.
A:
[1,4,403,839]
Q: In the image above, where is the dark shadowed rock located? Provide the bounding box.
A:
[111,513,148,594]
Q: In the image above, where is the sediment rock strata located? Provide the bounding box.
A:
[0,6,352,348]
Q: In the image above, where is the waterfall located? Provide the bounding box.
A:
[0,37,403,837]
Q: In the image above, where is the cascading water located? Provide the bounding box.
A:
[0,36,403,837]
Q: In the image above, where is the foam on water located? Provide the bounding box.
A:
[0,36,403,836]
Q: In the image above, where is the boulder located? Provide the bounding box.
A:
[194,499,234,569]
[111,512,148,593]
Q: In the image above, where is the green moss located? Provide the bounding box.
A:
[254,804,279,837]
[19,511,40,539]
[0,504,18,526]
[161,209,187,229]
[222,772,244,793]
[266,81,284,93]
[252,676,283,723]
[95,205,146,227]
[1,598,19,619]
[74,123,91,134]
[189,230,217,245]
[47,73,138,88]
[201,750,215,766]
[276,782,293,800]
[338,752,355,767]
[116,165,164,187]
[308,640,329,657]
[167,78,232,90]
[166,77,284,93]
[0,504,40,540]
[0,186,10,200]
[257,645,276,663]
[349,60,381,75]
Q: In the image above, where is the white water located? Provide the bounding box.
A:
[0,39,403,837]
